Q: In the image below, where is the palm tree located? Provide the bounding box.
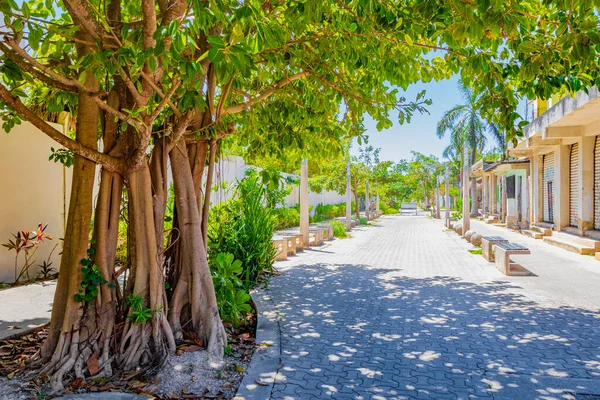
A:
[436,80,487,216]
[488,123,507,160]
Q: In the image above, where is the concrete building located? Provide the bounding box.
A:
[474,87,600,256]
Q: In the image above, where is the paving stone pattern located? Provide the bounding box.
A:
[265,215,600,399]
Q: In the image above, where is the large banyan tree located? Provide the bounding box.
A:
[1,0,599,391]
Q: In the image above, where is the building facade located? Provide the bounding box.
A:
[474,87,600,253]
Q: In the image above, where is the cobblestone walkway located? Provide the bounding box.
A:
[266,215,600,399]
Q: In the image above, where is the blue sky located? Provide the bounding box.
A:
[351,76,464,163]
[349,75,529,164]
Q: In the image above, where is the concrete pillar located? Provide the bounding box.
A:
[506,173,517,229]
[365,180,370,220]
[482,174,489,214]
[435,175,441,219]
[462,146,470,236]
[580,136,595,235]
[445,166,450,225]
[554,145,570,231]
[534,153,544,224]
[300,158,309,246]
[346,160,352,230]
[501,175,507,221]
[490,174,496,216]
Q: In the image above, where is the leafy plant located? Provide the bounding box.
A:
[126,294,154,325]
[211,253,252,326]
[74,240,108,303]
[48,147,75,167]
[330,220,347,239]
[2,223,53,282]
[359,217,368,225]
[208,170,277,290]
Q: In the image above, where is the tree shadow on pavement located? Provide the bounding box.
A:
[267,263,600,399]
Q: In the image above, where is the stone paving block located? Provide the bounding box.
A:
[259,216,600,400]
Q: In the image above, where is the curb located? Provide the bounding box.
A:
[234,287,282,400]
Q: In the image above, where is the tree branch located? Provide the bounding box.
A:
[0,83,121,170]
[223,72,309,116]
[0,42,77,93]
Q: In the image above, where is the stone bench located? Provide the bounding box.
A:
[317,225,334,241]
[494,242,531,276]
[272,237,288,261]
[481,236,509,262]
[282,235,297,256]
[401,202,418,215]
[308,229,324,246]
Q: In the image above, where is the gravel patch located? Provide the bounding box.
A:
[152,349,250,398]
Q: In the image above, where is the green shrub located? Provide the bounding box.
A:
[330,220,347,238]
[273,206,300,230]
[311,202,346,223]
[359,217,367,225]
[208,170,277,290]
[211,253,252,326]
[381,204,399,215]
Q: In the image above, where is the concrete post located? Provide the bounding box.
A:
[435,175,441,219]
[462,146,470,236]
[365,180,370,220]
[300,158,310,246]
[445,166,450,225]
[555,145,570,231]
[482,174,487,215]
[346,160,352,230]
[580,137,594,235]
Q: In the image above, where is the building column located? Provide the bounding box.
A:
[482,174,489,214]
[534,152,544,224]
[554,145,570,231]
[300,158,310,246]
[580,136,595,235]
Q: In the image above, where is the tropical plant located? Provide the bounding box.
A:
[210,253,252,327]
[208,170,277,290]
[1,223,53,282]
[330,220,348,239]
[437,80,489,215]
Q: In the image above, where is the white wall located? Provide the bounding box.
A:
[0,137,345,283]
[209,156,346,214]
[0,121,71,283]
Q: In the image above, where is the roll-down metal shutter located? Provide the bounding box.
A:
[595,136,600,229]
[570,143,579,227]
[543,153,555,223]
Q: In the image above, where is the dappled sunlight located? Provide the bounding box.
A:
[266,260,600,398]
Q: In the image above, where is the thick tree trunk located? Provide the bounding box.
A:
[354,190,360,218]
[168,141,226,359]
[201,139,217,248]
[118,164,175,371]
[40,31,103,391]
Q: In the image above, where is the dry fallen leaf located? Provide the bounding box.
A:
[6,326,20,330]
[87,353,99,376]
[234,364,246,373]
[255,379,269,386]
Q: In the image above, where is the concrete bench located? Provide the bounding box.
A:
[481,236,509,262]
[272,237,288,261]
[401,202,418,215]
[282,235,297,256]
[494,242,531,276]
[318,225,334,241]
[309,229,324,246]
